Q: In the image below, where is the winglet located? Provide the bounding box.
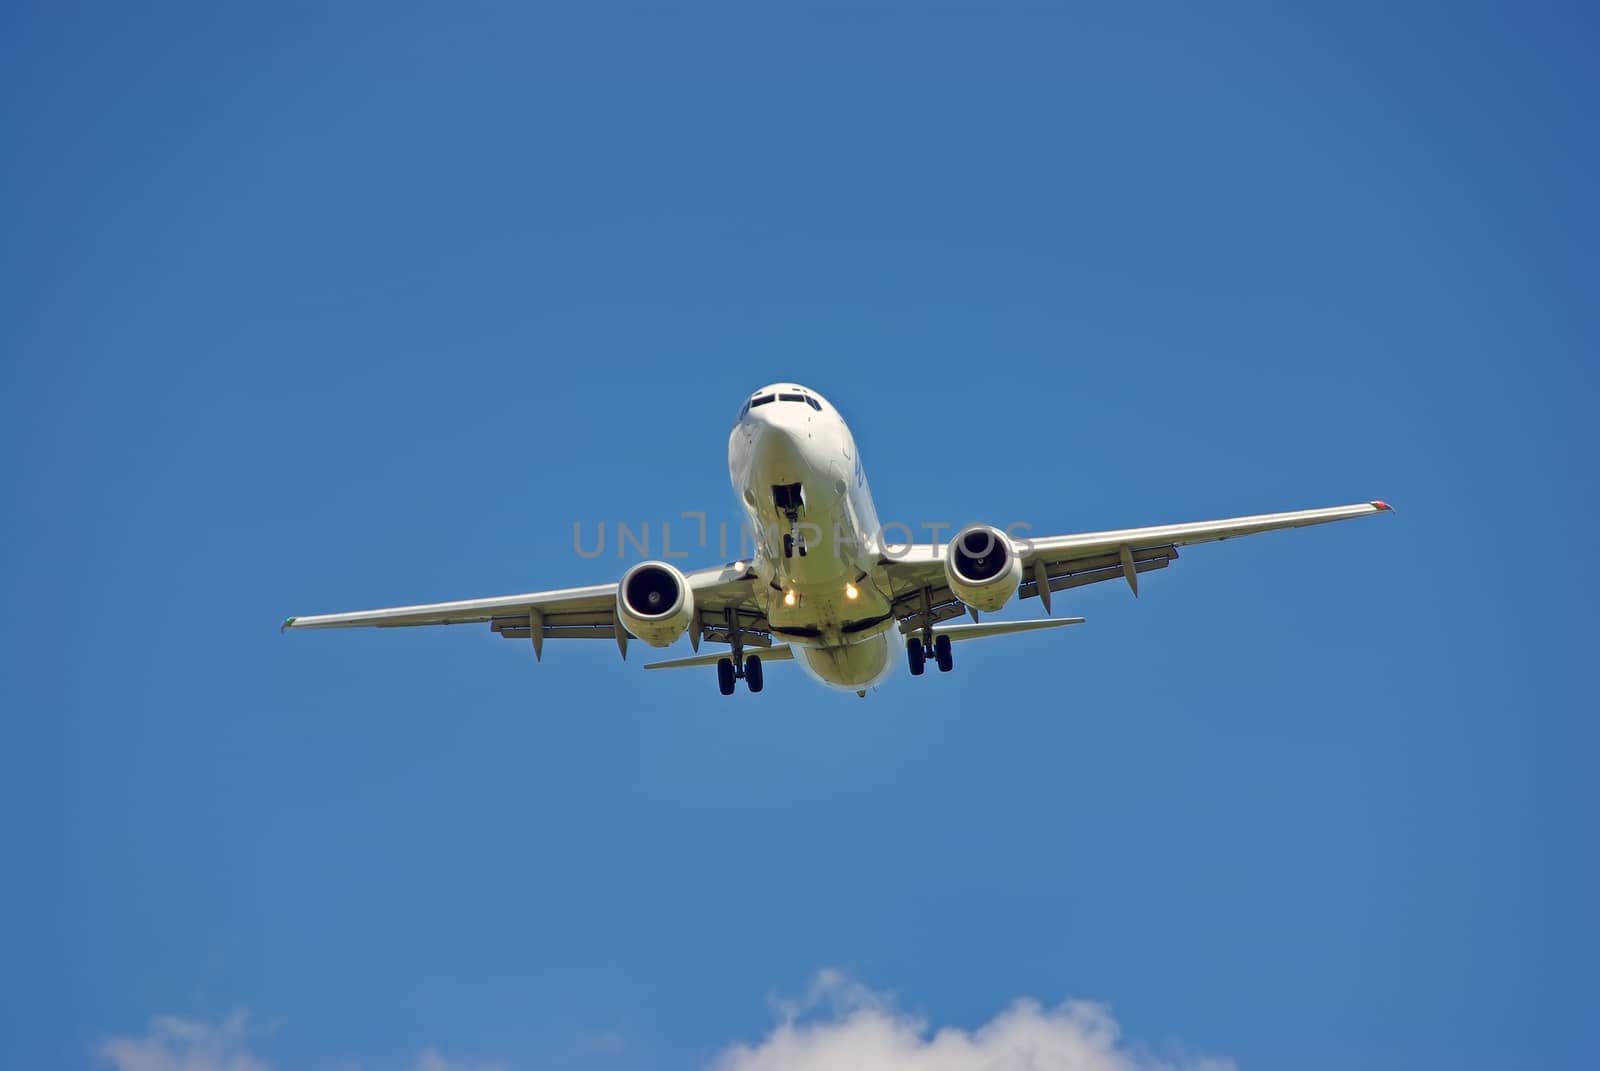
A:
[1371,500,1393,512]
[281,616,297,633]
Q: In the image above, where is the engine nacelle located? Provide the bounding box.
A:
[944,525,1022,613]
[616,561,695,647]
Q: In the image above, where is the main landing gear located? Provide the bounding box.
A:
[906,634,953,676]
[714,607,765,696]
[716,654,764,696]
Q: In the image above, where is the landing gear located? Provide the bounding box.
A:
[906,636,925,676]
[715,652,766,695]
[720,608,747,696]
[907,634,954,676]
[774,484,806,559]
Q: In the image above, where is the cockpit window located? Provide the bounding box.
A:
[743,391,821,418]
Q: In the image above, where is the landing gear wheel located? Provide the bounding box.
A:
[745,654,764,693]
[716,657,736,695]
[934,634,953,673]
[906,637,926,676]
[782,533,794,559]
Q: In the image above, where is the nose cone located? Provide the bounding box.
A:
[736,386,836,484]
[750,411,810,479]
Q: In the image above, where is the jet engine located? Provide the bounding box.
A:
[616,561,695,647]
[944,525,1022,613]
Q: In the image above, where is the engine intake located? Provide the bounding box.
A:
[944,525,1022,613]
[616,561,694,647]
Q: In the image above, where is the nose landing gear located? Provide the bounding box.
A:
[773,484,808,558]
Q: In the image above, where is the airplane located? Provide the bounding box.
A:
[283,383,1392,697]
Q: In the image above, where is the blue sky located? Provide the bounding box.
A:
[2,3,1595,1069]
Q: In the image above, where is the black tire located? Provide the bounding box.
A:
[717,657,736,695]
[782,533,794,558]
[906,636,925,676]
[934,633,953,673]
[745,654,764,693]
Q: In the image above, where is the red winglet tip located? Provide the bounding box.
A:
[1372,500,1392,511]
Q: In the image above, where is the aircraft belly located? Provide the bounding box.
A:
[795,632,894,690]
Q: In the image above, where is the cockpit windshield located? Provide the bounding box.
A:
[740,389,824,421]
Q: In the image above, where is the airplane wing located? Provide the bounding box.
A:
[878,500,1392,630]
[282,561,767,660]
[644,646,796,671]
[285,502,1390,662]
[925,616,1085,641]
[642,618,1084,671]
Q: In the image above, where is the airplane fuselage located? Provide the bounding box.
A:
[728,384,896,690]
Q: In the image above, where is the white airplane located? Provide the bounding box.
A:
[284,383,1392,697]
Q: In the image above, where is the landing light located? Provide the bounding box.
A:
[845,582,858,600]
[784,589,797,607]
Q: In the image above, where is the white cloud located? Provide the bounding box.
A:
[711,972,1234,1071]
[98,1012,269,1071]
[411,1047,508,1071]
[97,1014,502,1071]
[100,976,1227,1071]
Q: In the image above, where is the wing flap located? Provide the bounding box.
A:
[1019,545,1178,601]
